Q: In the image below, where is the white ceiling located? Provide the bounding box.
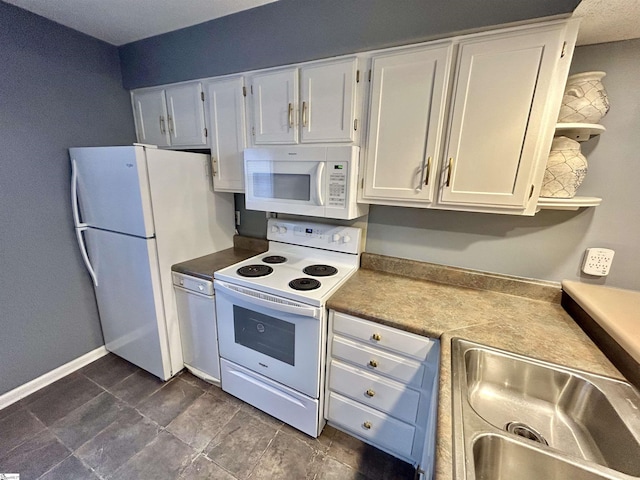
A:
[2,0,279,45]
[573,0,640,45]
[3,0,640,47]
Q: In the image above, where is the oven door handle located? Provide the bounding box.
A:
[215,281,322,319]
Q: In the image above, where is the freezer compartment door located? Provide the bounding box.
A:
[69,146,154,237]
[85,228,173,380]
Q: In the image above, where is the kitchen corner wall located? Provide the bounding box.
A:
[366,38,640,291]
[0,3,136,395]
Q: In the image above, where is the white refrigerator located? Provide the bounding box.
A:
[70,145,234,380]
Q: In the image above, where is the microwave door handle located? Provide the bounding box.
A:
[71,159,87,228]
[215,281,321,319]
[315,162,325,206]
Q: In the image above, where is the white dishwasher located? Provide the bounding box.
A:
[172,271,221,384]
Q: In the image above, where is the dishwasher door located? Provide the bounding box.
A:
[173,272,220,383]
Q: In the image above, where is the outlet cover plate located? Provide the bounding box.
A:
[582,248,615,276]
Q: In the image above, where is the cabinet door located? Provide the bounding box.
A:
[300,58,358,143]
[205,77,248,192]
[165,82,207,147]
[362,44,452,204]
[440,26,566,208]
[250,68,298,144]
[132,89,170,147]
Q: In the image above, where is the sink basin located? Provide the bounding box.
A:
[451,338,640,479]
[473,434,619,480]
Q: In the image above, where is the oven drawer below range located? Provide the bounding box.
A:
[220,358,322,438]
[327,391,415,459]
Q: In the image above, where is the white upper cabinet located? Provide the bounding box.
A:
[300,58,358,143]
[132,82,207,148]
[358,19,577,214]
[164,83,207,147]
[362,44,453,204]
[249,58,360,145]
[204,76,248,192]
[250,68,298,144]
[132,89,170,147]
[438,23,572,211]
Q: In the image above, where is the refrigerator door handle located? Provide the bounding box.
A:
[75,226,99,287]
[71,159,87,228]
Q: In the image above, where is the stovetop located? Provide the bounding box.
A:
[214,243,359,307]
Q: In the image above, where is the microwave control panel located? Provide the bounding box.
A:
[327,162,348,208]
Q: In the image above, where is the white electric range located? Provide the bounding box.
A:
[214,218,362,437]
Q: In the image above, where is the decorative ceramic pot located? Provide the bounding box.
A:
[558,71,610,124]
[540,136,588,198]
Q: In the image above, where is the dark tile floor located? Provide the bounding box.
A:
[0,354,415,479]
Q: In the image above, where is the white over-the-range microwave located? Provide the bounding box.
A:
[244,146,369,220]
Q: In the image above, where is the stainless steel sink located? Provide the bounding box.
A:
[472,434,617,480]
[451,338,640,479]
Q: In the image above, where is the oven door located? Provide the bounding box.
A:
[244,159,326,216]
[214,280,324,398]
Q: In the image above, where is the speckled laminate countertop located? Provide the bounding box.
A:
[171,236,268,280]
[327,266,623,480]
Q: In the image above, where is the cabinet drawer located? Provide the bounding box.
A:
[332,311,435,361]
[329,359,420,424]
[332,335,424,387]
[327,392,415,458]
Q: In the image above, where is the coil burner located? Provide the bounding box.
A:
[303,264,338,277]
[289,278,321,291]
[237,265,274,278]
[262,255,288,264]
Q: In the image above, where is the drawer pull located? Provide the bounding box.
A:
[363,421,372,430]
[368,360,378,368]
[372,333,381,341]
[365,389,375,397]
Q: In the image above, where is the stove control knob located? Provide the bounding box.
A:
[198,284,205,292]
[271,225,279,233]
[279,226,288,234]
[343,234,352,244]
[332,233,340,242]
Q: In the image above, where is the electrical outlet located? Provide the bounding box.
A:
[235,211,241,226]
[582,248,615,276]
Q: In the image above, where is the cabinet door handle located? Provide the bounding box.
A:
[368,360,378,368]
[159,116,166,134]
[446,158,454,187]
[363,421,372,430]
[302,101,307,127]
[211,157,218,177]
[424,156,431,186]
[365,389,375,397]
[288,103,293,128]
[372,333,381,341]
[168,115,174,134]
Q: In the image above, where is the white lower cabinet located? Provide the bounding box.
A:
[327,392,416,458]
[325,310,440,479]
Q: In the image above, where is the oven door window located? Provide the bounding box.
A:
[233,305,295,365]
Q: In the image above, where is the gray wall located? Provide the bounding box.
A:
[0,2,136,395]
[366,38,640,291]
[119,0,579,89]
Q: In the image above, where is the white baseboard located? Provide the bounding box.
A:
[0,346,109,411]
